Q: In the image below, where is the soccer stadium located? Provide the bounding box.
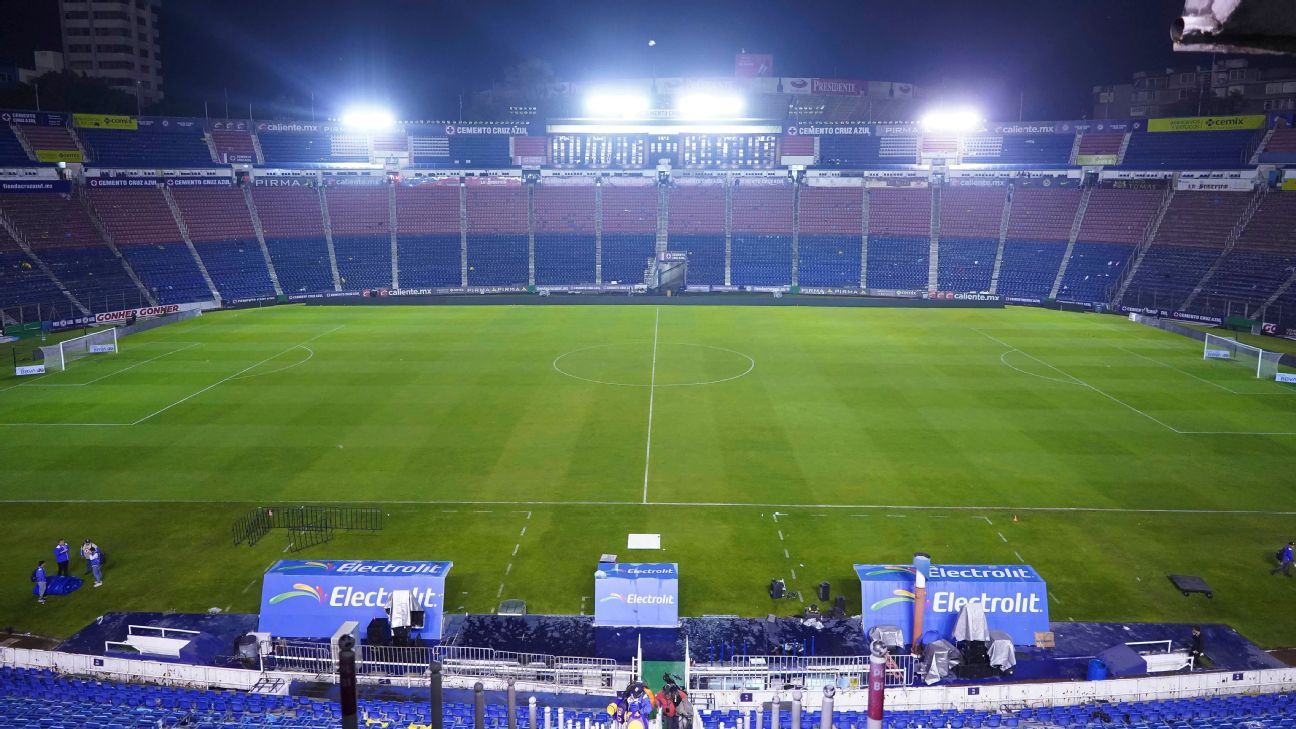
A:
[3,1,1296,727]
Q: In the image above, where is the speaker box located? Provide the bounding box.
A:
[817,582,830,602]
[769,579,785,599]
[367,617,392,646]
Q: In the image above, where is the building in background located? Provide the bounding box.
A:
[1095,57,1296,119]
[58,0,163,104]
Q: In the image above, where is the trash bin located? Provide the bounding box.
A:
[1088,659,1108,681]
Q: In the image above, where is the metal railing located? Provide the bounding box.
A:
[232,505,383,549]
[690,653,917,691]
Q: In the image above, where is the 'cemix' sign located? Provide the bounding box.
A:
[258,560,452,640]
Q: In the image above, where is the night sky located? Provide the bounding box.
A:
[2,0,1206,120]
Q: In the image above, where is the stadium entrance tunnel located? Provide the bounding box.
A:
[552,342,754,387]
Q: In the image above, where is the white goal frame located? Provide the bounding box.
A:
[37,328,118,372]
[1202,333,1282,379]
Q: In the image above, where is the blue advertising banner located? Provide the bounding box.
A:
[0,110,69,127]
[0,180,71,193]
[87,177,234,188]
[258,559,451,640]
[856,563,1048,645]
[136,116,204,133]
[594,562,679,628]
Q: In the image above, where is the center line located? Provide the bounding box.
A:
[642,307,660,504]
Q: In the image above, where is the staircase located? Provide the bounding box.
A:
[926,185,942,293]
[594,180,603,284]
[1067,132,1084,166]
[1250,126,1275,165]
[458,183,469,287]
[162,186,222,305]
[988,186,1015,294]
[656,183,669,255]
[526,181,537,287]
[10,124,37,162]
[241,186,284,297]
[0,210,88,315]
[1048,186,1094,300]
[317,187,342,292]
[203,133,221,165]
[67,127,91,163]
[388,184,399,290]
[77,187,158,306]
[859,186,871,289]
[1255,268,1296,320]
[790,182,801,288]
[1115,133,1133,165]
[1181,186,1267,312]
[251,133,266,165]
[723,177,733,286]
[1112,184,1176,305]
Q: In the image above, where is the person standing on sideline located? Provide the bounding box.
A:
[81,539,98,575]
[32,561,47,604]
[54,540,70,578]
[88,546,103,587]
[1271,542,1295,576]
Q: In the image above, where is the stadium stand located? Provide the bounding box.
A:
[1258,127,1296,164]
[211,129,258,164]
[1192,191,1296,318]
[866,187,930,289]
[326,185,393,290]
[466,184,529,286]
[961,133,1072,166]
[1057,188,1162,303]
[0,125,33,166]
[15,126,81,158]
[396,184,463,288]
[1120,130,1257,169]
[449,136,511,168]
[80,128,215,168]
[0,192,141,311]
[1075,132,1125,161]
[600,182,657,285]
[534,182,596,285]
[258,132,368,166]
[995,188,1082,301]
[731,182,793,286]
[797,185,863,288]
[251,187,335,294]
[88,186,213,304]
[172,187,277,301]
[818,135,919,168]
[668,183,726,285]
[1120,191,1252,310]
[937,187,1006,292]
[0,222,67,312]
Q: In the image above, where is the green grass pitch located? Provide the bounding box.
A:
[1,303,1295,646]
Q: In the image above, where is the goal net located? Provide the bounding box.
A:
[1202,333,1283,379]
[37,328,118,372]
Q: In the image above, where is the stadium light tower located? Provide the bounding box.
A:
[340,106,397,132]
[583,92,651,119]
[920,107,984,133]
[676,94,746,119]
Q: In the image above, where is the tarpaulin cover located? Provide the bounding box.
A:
[952,601,990,642]
[32,576,83,596]
[988,629,1017,671]
[868,624,905,649]
[919,639,962,685]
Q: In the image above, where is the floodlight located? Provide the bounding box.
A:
[583,93,651,119]
[676,94,745,119]
[920,108,984,133]
[340,106,396,132]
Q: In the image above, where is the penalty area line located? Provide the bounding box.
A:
[641,306,659,505]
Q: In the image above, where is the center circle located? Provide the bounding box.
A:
[553,342,755,388]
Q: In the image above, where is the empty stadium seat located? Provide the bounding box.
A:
[0,125,33,165]
[396,185,462,288]
[534,183,596,285]
[798,186,864,288]
[81,128,215,167]
[327,186,393,290]
[466,185,528,286]
[171,187,276,300]
[732,183,793,286]
[1120,130,1258,169]
[252,187,334,294]
[668,183,726,285]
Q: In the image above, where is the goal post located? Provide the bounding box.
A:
[37,327,118,372]
[1202,333,1282,379]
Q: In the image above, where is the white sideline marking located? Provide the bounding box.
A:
[24,343,202,387]
[1116,346,1237,394]
[997,531,1008,543]
[512,543,519,557]
[11,497,1296,516]
[790,568,797,580]
[228,345,314,381]
[982,516,993,526]
[642,307,659,505]
[519,526,527,537]
[783,548,790,559]
[777,530,784,541]
[1014,550,1025,563]
[505,563,512,575]
[130,325,344,425]
[496,584,504,598]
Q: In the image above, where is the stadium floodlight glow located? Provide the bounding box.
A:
[583,93,651,119]
[676,94,746,119]
[340,106,396,132]
[920,107,985,133]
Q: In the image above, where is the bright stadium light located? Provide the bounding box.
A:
[340,106,396,132]
[584,93,651,119]
[920,107,985,133]
[676,94,746,119]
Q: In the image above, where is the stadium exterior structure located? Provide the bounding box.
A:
[3,107,1296,335]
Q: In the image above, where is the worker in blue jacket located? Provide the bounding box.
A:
[1271,541,1295,576]
[53,539,70,578]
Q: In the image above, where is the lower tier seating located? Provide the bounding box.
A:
[0,251,67,311]
[798,235,862,289]
[601,234,655,285]
[995,240,1067,301]
[195,240,276,301]
[731,234,792,287]
[1120,245,1221,311]
[1056,241,1135,303]
[333,235,393,291]
[38,246,142,312]
[1192,249,1296,317]
[265,237,335,295]
[936,237,998,293]
[467,234,528,286]
[866,236,929,290]
[535,234,596,285]
[670,235,725,286]
[120,243,213,304]
[397,234,462,288]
